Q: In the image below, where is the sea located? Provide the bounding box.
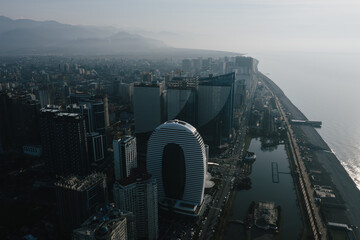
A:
[251,51,360,190]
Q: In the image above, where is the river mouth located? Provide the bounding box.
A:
[223,138,302,240]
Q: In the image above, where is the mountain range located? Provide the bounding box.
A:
[0,16,239,57]
[0,16,166,55]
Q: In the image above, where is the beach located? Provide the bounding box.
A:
[260,72,360,238]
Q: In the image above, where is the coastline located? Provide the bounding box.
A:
[259,72,360,238]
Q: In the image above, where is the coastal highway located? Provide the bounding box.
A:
[199,171,233,240]
[199,103,249,240]
[261,72,360,239]
[266,82,325,239]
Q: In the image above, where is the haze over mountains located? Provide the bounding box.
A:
[0,16,238,57]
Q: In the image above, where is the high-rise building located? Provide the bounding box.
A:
[113,171,158,240]
[147,120,207,216]
[166,73,235,148]
[55,173,106,236]
[67,95,109,161]
[38,84,54,107]
[133,82,166,135]
[167,77,198,127]
[72,203,136,240]
[119,83,133,102]
[182,59,193,73]
[113,136,137,181]
[197,72,235,146]
[87,132,105,163]
[192,58,202,72]
[133,82,167,156]
[142,72,153,82]
[235,56,258,92]
[234,79,246,110]
[39,108,60,170]
[68,102,105,135]
[69,94,110,133]
[40,110,89,176]
[0,92,41,152]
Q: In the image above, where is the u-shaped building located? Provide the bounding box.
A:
[146,120,207,216]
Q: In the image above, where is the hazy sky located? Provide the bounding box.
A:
[1,0,359,53]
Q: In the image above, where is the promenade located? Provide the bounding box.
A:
[260,72,360,239]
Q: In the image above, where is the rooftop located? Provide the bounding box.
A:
[73,203,131,238]
[55,173,105,191]
[157,119,198,135]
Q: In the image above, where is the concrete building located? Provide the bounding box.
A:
[182,59,193,73]
[147,120,207,216]
[67,95,109,159]
[69,94,110,132]
[113,171,158,240]
[40,110,89,176]
[119,82,133,102]
[113,136,137,181]
[87,132,105,163]
[38,85,54,107]
[72,203,135,240]
[68,101,106,135]
[0,92,41,152]
[55,173,106,235]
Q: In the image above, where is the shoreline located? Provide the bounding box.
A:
[259,72,360,238]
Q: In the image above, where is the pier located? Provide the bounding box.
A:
[272,162,279,183]
[290,119,322,128]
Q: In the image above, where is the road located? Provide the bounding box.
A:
[261,76,325,239]
[260,73,360,239]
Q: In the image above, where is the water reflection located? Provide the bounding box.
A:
[223,138,302,240]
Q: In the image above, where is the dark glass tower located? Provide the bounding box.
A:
[40,110,89,176]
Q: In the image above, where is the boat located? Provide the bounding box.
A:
[244,151,256,161]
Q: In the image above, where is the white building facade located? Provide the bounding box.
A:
[113,175,158,240]
[113,136,137,181]
[146,120,207,216]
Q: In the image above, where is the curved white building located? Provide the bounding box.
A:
[147,120,207,216]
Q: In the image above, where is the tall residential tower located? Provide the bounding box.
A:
[113,136,137,181]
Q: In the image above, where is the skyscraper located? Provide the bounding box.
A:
[87,132,105,163]
[69,93,110,133]
[39,108,60,171]
[147,120,207,216]
[167,77,198,127]
[55,173,106,235]
[182,59,193,73]
[40,110,89,176]
[197,72,235,146]
[133,82,167,160]
[113,171,158,240]
[0,92,41,152]
[113,136,137,181]
[133,82,167,136]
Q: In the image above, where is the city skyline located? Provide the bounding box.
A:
[1,1,360,238]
